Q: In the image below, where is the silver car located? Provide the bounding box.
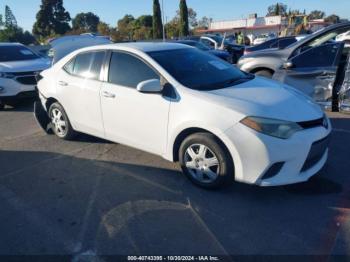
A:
[237,22,350,107]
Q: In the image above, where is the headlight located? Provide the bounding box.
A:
[0,72,15,79]
[240,116,302,139]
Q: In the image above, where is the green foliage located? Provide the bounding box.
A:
[0,27,36,45]
[152,0,163,39]
[267,3,287,16]
[325,14,340,24]
[309,10,326,20]
[33,0,71,40]
[5,5,17,28]
[165,17,180,39]
[72,12,100,33]
[179,0,189,37]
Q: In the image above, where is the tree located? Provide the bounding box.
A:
[152,0,163,39]
[309,10,326,20]
[325,14,340,24]
[197,16,212,29]
[72,12,100,33]
[133,15,153,40]
[33,0,71,39]
[267,3,287,16]
[4,5,17,28]
[117,14,135,40]
[165,17,180,39]
[97,22,111,36]
[0,14,3,28]
[0,27,36,45]
[179,0,189,37]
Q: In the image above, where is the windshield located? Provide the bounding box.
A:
[193,42,210,51]
[0,45,39,62]
[148,48,253,90]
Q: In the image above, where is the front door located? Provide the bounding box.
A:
[100,51,170,155]
[273,42,344,104]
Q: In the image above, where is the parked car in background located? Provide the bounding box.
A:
[253,33,276,46]
[336,30,350,42]
[35,42,331,188]
[338,54,350,113]
[0,43,51,110]
[244,36,298,55]
[48,34,112,64]
[176,40,233,63]
[200,34,245,63]
[237,22,350,108]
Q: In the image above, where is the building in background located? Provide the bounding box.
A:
[198,14,330,40]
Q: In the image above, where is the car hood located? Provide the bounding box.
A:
[208,50,229,57]
[200,77,323,122]
[0,58,51,72]
[242,47,286,59]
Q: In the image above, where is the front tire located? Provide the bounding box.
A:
[179,133,234,189]
[49,102,76,140]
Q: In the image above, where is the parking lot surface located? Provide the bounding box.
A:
[0,102,350,258]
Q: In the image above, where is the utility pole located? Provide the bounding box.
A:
[162,0,166,41]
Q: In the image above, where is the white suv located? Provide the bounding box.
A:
[0,43,51,109]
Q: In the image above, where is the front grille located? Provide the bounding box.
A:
[16,76,37,85]
[298,117,324,129]
[301,135,330,172]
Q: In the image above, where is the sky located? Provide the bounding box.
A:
[1,0,350,32]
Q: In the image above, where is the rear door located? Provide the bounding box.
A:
[273,42,344,104]
[56,51,106,137]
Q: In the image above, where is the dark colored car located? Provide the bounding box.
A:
[199,34,245,64]
[176,40,233,63]
[244,36,298,55]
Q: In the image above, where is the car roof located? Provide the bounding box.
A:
[0,43,24,47]
[83,42,192,53]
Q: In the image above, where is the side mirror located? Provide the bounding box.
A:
[137,79,163,93]
[283,62,294,69]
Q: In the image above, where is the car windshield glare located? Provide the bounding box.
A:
[148,48,253,90]
[0,45,39,62]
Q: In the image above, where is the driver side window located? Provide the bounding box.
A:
[108,52,159,88]
[290,43,341,68]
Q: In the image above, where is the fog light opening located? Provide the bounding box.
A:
[262,162,285,180]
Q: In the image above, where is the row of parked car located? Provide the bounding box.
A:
[0,23,350,114]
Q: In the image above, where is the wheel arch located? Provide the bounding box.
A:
[172,127,234,166]
[250,67,275,75]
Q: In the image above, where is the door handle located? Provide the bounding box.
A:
[58,81,68,86]
[102,91,116,98]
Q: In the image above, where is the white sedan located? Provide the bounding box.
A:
[0,43,51,109]
[35,42,331,188]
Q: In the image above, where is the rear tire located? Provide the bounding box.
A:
[179,133,234,189]
[255,69,273,78]
[48,102,76,140]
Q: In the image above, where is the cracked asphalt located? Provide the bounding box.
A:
[0,102,350,259]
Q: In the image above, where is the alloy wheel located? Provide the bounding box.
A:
[50,108,67,137]
[184,144,220,183]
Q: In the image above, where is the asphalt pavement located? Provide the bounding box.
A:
[0,102,350,260]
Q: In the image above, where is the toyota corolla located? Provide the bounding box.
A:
[35,43,331,188]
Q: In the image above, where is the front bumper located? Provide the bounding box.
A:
[0,77,37,99]
[224,120,332,186]
[0,91,37,104]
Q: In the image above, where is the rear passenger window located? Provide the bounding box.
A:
[108,52,159,88]
[64,51,105,80]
